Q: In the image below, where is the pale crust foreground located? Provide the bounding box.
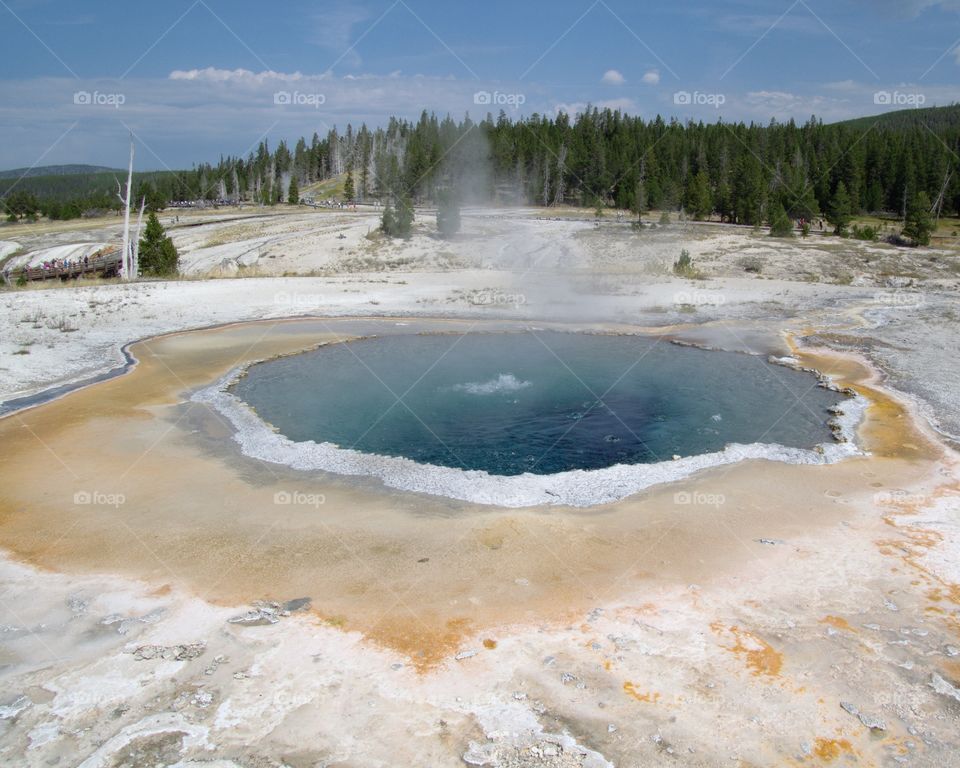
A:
[0,318,958,767]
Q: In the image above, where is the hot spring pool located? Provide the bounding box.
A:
[200,331,863,506]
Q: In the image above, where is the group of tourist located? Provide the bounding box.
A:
[1,253,100,284]
[37,254,91,271]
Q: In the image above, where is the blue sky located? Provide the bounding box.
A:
[1,0,959,169]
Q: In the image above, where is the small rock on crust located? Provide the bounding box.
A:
[228,601,285,626]
[931,673,960,703]
[132,642,205,662]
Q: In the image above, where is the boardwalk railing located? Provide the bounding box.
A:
[3,250,123,284]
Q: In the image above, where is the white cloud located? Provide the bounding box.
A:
[746,90,805,109]
[310,5,371,68]
[599,97,637,112]
[554,98,637,116]
[554,101,585,115]
[642,70,660,85]
[169,68,319,84]
[824,79,858,92]
[715,13,822,35]
[4,61,956,171]
[601,69,625,86]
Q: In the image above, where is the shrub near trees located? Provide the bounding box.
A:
[685,171,712,221]
[343,170,355,203]
[3,190,41,221]
[768,203,794,238]
[903,192,935,246]
[828,182,853,236]
[381,195,414,238]
[674,249,697,277]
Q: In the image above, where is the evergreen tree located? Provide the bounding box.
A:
[632,168,647,224]
[138,213,179,276]
[436,189,461,238]
[395,194,414,237]
[768,203,794,238]
[733,156,764,225]
[381,196,414,237]
[3,190,41,221]
[135,181,167,213]
[685,171,713,221]
[903,191,934,246]
[715,180,733,223]
[381,202,396,235]
[146,184,168,212]
[828,181,852,236]
[344,170,355,202]
[288,175,299,205]
[786,180,819,222]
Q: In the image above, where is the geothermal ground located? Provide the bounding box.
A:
[0,206,959,767]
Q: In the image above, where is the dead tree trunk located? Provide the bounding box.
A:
[115,139,135,279]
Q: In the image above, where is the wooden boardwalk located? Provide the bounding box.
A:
[4,250,123,284]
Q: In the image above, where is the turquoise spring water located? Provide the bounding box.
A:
[230,332,846,477]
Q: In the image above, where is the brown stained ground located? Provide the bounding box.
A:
[710,622,784,679]
[789,338,940,462]
[811,737,858,763]
[871,480,960,644]
[623,682,661,703]
[819,615,857,633]
[0,318,948,670]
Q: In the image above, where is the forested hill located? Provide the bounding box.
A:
[173,106,959,222]
[0,169,180,220]
[833,104,960,133]
[3,106,960,223]
[0,164,121,180]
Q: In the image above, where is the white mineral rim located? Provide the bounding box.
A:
[192,357,869,509]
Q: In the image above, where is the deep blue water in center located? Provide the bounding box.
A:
[231,332,845,476]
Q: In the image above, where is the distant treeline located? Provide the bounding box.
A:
[3,105,959,223]
[0,164,121,180]
[0,170,180,221]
